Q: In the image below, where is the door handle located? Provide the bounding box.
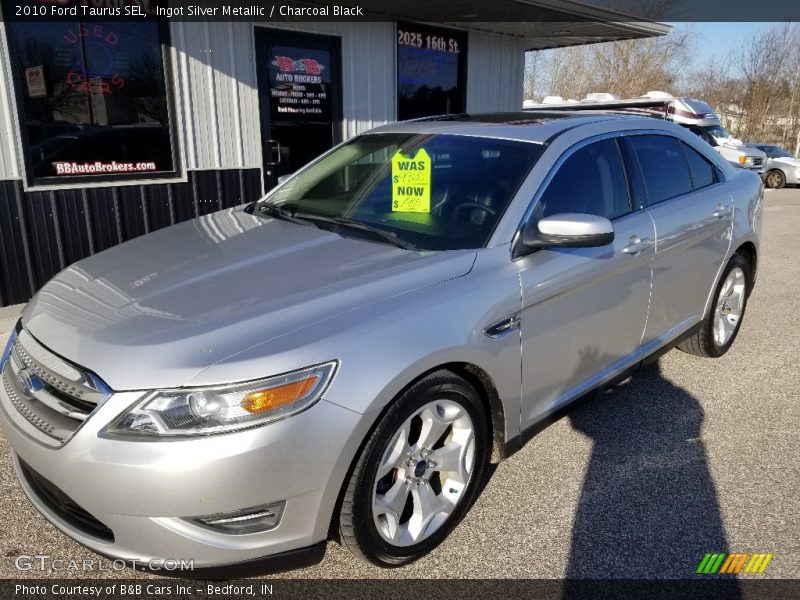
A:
[266,139,282,166]
[712,204,732,219]
[622,236,653,255]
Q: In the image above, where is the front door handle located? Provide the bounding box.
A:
[712,204,733,219]
[622,236,653,255]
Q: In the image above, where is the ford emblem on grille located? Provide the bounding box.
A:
[16,368,44,397]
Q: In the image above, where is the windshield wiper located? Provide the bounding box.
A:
[299,215,418,251]
[257,203,318,229]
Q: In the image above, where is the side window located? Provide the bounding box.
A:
[682,142,717,190]
[629,135,693,205]
[538,138,631,220]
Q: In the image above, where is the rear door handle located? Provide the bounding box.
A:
[712,204,733,219]
[622,236,653,255]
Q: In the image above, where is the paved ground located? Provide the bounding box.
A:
[0,188,797,580]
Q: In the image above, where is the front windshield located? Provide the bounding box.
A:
[262,133,543,251]
[703,125,734,139]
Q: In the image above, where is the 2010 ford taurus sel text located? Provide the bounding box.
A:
[0,113,762,575]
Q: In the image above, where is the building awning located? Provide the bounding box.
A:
[352,0,671,49]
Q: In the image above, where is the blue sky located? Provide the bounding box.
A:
[675,22,777,67]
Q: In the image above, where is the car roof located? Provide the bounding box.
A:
[366,111,662,144]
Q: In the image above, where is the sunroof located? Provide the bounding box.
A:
[412,112,576,125]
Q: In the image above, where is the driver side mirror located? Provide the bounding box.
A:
[521,213,615,251]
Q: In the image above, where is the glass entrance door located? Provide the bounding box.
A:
[254,28,342,190]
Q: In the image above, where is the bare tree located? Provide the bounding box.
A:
[731,24,795,143]
[526,29,694,102]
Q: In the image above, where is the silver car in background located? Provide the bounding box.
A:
[0,113,762,575]
[748,143,800,189]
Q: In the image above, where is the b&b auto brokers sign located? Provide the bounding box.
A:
[268,48,332,120]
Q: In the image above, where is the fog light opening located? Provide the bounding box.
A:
[191,501,285,535]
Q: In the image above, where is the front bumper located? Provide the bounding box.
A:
[0,368,366,570]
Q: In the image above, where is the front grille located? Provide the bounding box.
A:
[18,459,115,542]
[0,330,111,445]
[753,158,764,167]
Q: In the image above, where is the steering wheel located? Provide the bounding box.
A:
[452,201,497,219]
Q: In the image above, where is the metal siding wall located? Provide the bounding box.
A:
[170,21,263,171]
[0,170,262,306]
[0,25,21,181]
[466,31,526,113]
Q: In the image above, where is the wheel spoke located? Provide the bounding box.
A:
[429,442,463,474]
[377,423,411,480]
[717,314,734,344]
[715,316,726,345]
[375,479,410,520]
[430,427,473,480]
[408,484,448,542]
[416,405,454,450]
[720,276,733,298]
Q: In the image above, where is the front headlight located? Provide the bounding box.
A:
[102,361,337,438]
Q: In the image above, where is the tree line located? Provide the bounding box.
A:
[525,23,800,154]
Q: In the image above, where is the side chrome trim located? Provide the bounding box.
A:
[484,314,521,339]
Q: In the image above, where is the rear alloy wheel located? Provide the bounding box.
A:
[338,371,488,566]
[765,169,786,189]
[678,253,751,358]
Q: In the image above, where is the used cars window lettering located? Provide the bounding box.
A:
[4,2,177,184]
[262,133,543,251]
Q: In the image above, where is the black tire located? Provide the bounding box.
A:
[338,370,489,567]
[678,253,751,358]
[765,169,786,189]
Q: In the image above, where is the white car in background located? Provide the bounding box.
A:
[748,144,800,189]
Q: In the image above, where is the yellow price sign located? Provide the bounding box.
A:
[391,148,431,213]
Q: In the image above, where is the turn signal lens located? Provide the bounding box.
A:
[241,376,319,413]
[738,155,747,164]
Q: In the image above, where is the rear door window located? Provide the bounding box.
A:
[681,142,717,190]
[629,135,693,205]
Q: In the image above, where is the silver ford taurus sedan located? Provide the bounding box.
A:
[0,112,762,575]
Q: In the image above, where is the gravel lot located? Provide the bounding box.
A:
[0,188,797,580]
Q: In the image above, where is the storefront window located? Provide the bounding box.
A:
[4,1,176,183]
[397,22,467,120]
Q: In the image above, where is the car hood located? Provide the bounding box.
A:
[772,157,800,167]
[22,208,476,390]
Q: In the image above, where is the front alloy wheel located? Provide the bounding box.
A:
[372,399,475,546]
[338,371,488,566]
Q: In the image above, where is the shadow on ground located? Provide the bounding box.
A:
[562,360,741,596]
